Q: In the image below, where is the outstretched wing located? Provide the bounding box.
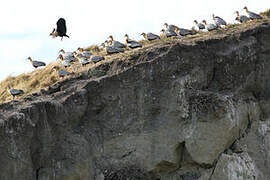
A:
[56,18,67,36]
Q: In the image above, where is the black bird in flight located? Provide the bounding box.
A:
[50,18,70,40]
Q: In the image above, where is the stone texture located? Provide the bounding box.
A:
[0,21,270,180]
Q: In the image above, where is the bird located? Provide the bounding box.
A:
[108,35,126,48]
[76,54,90,66]
[212,14,227,27]
[90,55,105,63]
[243,7,262,20]
[202,20,218,31]
[27,57,46,68]
[50,18,70,40]
[174,27,195,36]
[57,54,72,68]
[77,48,92,59]
[101,43,124,54]
[52,66,71,79]
[8,88,24,100]
[235,11,250,23]
[58,49,76,62]
[160,29,178,38]
[194,20,205,30]
[124,34,142,49]
[141,32,160,41]
[164,23,179,31]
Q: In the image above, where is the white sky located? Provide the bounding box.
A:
[0,0,269,81]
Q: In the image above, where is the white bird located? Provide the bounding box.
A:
[194,20,205,31]
[108,35,126,48]
[27,57,46,68]
[124,34,142,49]
[8,88,24,100]
[141,32,160,41]
[244,6,262,20]
[202,20,218,31]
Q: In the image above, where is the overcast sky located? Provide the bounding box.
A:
[0,0,269,81]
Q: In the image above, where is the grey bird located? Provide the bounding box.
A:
[27,57,46,68]
[244,6,262,20]
[108,35,126,48]
[212,14,227,26]
[101,43,125,54]
[175,27,195,36]
[77,48,92,59]
[53,66,71,79]
[124,34,142,49]
[235,11,250,23]
[203,20,218,31]
[90,55,105,63]
[76,54,90,66]
[58,54,72,68]
[58,49,76,62]
[8,88,24,100]
[194,20,205,30]
[141,32,160,41]
[164,23,179,31]
[160,29,178,38]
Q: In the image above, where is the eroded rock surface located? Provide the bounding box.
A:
[0,21,270,180]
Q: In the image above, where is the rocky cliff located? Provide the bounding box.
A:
[0,20,270,180]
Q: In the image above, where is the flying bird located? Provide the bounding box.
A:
[243,7,262,20]
[141,32,160,41]
[27,57,46,68]
[50,18,70,40]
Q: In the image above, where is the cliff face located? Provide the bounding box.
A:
[0,21,270,180]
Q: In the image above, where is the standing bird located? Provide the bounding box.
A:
[194,20,205,31]
[124,34,142,49]
[160,29,178,38]
[50,18,70,40]
[77,48,92,59]
[59,49,76,62]
[76,54,90,66]
[174,27,195,36]
[58,54,72,68]
[27,57,46,68]
[141,32,160,41]
[202,20,218,31]
[8,88,24,100]
[101,43,124,54]
[52,66,71,79]
[212,14,227,27]
[108,35,126,48]
[235,11,250,23]
[164,23,179,31]
[243,7,262,20]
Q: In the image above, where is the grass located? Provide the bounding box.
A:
[0,10,270,103]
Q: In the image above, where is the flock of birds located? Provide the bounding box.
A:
[7,6,264,100]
